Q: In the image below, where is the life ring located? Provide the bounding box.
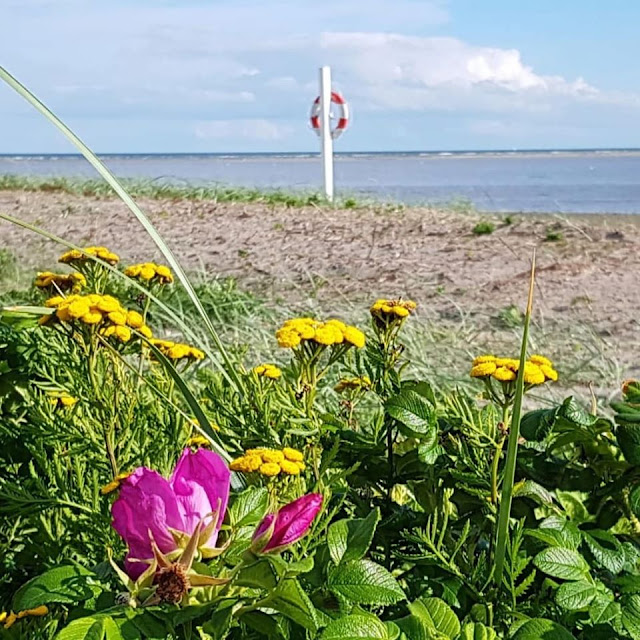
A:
[310,91,349,140]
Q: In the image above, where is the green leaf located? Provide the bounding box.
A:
[408,597,460,639]
[55,618,106,640]
[235,558,279,589]
[555,580,597,610]
[269,578,318,632]
[459,622,497,640]
[230,487,269,528]
[555,491,591,524]
[525,529,572,549]
[394,615,433,640]
[320,615,389,640]
[533,548,590,581]
[202,605,234,640]
[13,565,98,611]
[513,480,555,506]
[622,595,640,640]
[122,609,168,639]
[328,559,405,605]
[538,517,582,549]
[511,618,575,639]
[584,530,625,574]
[520,407,558,442]
[241,611,289,639]
[385,390,437,440]
[589,593,620,625]
[327,508,380,565]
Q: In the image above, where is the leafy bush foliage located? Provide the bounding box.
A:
[1,247,640,640]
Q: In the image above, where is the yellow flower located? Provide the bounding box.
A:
[529,354,553,367]
[370,298,417,319]
[138,325,153,339]
[190,347,205,360]
[295,461,306,471]
[522,362,546,385]
[108,311,127,326]
[253,364,282,379]
[126,310,144,328]
[493,367,516,382]
[140,265,156,280]
[470,361,497,378]
[97,296,121,313]
[186,435,211,448]
[100,471,131,495]
[59,246,119,265]
[259,462,281,477]
[283,447,304,462]
[281,460,301,475]
[326,319,347,331]
[155,265,174,283]
[113,326,132,343]
[246,448,268,458]
[343,326,366,348]
[67,299,91,319]
[314,325,339,345]
[81,311,103,325]
[262,449,285,464]
[244,455,263,471]
[540,364,559,381]
[335,376,372,393]
[392,305,410,318]
[276,327,302,348]
[60,394,78,407]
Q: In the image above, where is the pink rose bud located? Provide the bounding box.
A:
[251,493,323,554]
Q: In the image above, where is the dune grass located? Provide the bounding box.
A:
[0,174,360,208]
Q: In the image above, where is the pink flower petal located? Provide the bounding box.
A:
[260,494,323,553]
[170,448,230,547]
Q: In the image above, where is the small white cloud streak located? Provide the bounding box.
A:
[195,119,294,141]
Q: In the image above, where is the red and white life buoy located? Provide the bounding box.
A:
[310,91,349,140]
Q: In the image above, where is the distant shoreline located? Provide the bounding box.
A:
[2,148,640,159]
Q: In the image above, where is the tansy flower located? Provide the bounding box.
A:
[276,317,365,350]
[230,447,306,477]
[280,460,301,475]
[124,263,174,285]
[259,462,281,477]
[49,393,78,409]
[335,375,372,393]
[34,271,86,293]
[101,471,132,496]
[59,246,119,266]
[282,447,304,462]
[469,354,558,386]
[186,435,211,448]
[1,606,49,629]
[253,363,282,379]
[470,361,497,378]
[150,339,205,362]
[370,298,417,322]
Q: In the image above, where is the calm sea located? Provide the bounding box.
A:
[2,150,640,214]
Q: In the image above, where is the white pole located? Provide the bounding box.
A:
[319,65,334,202]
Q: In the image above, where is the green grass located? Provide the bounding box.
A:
[0,174,366,209]
[472,220,496,235]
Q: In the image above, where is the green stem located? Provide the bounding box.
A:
[492,252,536,586]
[490,405,510,506]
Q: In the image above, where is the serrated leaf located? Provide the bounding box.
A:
[511,618,575,639]
[328,559,405,605]
[520,407,558,442]
[328,509,380,565]
[394,615,433,640]
[590,593,620,625]
[270,578,318,632]
[515,570,537,598]
[526,529,570,548]
[13,565,98,611]
[320,615,389,640]
[622,594,640,640]
[408,597,460,639]
[584,530,625,574]
[538,517,582,549]
[533,547,590,581]
[235,558,278,589]
[230,486,268,528]
[555,580,597,610]
[459,622,497,640]
[385,390,437,440]
[55,618,106,640]
[513,480,555,506]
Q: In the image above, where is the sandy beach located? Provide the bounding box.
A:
[1,189,640,387]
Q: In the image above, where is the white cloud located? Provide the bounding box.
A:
[195,119,294,141]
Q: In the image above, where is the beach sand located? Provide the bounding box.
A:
[1,189,639,387]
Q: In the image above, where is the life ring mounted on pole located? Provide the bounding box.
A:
[310,91,349,140]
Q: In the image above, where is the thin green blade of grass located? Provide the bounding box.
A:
[0,65,244,395]
[492,250,536,586]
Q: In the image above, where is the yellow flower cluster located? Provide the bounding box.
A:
[49,393,78,408]
[370,298,417,319]
[335,375,372,393]
[470,354,558,385]
[150,339,205,361]
[59,246,119,266]
[124,262,174,284]
[41,294,152,343]
[230,447,305,477]
[100,471,132,496]
[276,317,366,349]
[253,363,282,379]
[186,435,212,448]
[1,606,49,630]
[34,271,86,293]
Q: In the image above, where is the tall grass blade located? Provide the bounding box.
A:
[492,250,536,585]
[0,65,244,395]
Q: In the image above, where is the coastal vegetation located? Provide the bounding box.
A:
[2,67,640,640]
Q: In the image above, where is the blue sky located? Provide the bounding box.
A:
[1,0,640,153]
